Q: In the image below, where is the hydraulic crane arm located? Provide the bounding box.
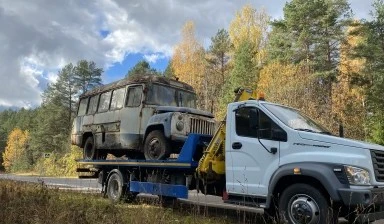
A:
[196,88,259,181]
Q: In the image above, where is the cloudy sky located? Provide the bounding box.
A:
[0,0,374,109]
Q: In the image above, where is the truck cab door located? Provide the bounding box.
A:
[225,103,286,197]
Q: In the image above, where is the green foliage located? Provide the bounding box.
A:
[126,60,160,77]
[74,60,103,94]
[268,0,352,99]
[219,41,258,117]
[0,60,103,172]
[205,29,232,114]
[164,61,175,78]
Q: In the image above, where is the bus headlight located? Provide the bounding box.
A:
[176,121,184,131]
[344,166,370,185]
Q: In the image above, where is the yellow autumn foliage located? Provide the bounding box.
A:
[331,24,366,140]
[171,21,206,109]
[2,128,30,172]
[229,4,269,64]
[258,61,338,132]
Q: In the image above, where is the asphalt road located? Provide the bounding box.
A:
[1,174,382,223]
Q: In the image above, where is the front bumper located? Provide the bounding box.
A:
[339,187,384,222]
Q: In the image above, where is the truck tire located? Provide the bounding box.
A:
[106,172,136,203]
[278,183,337,224]
[144,130,171,160]
[83,136,96,160]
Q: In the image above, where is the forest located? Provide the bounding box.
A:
[1,0,384,174]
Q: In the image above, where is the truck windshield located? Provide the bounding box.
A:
[146,84,197,108]
[263,103,330,134]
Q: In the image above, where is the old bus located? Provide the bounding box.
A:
[71,75,215,160]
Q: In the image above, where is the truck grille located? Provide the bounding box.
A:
[189,118,215,135]
[371,149,384,182]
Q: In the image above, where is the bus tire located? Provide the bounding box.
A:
[144,130,171,160]
[83,136,96,160]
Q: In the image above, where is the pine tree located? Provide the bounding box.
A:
[205,29,232,114]
[126,60,159,77]
[74,60,103,94]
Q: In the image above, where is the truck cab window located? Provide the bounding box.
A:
[235,107,259,138]
[87,95,99,114]
[98,91,112,112]
[126,86,142,107]
[259,110,286,141]
[110,88,125,110]
[235,107,286,141]
[77,98,88,116]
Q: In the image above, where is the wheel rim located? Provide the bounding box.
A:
[84,142,94,159]
[109,178,120,200]
[148,138,162,159]
[288,194,320,224]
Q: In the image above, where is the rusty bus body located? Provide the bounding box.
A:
[71,75,215,160]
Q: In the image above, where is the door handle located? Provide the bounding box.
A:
[232,142,242,149]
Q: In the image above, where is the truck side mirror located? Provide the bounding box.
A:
[271,128,287,142]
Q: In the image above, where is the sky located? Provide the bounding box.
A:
[0,0,374,109]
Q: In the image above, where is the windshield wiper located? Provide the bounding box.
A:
[295,128,333,135]
[318,131,333,136]
[295,128,316,133]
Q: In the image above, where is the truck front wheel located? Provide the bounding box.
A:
[278,183,337,224]
[144,130,171,160]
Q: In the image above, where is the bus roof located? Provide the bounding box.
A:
[80,74,195,98]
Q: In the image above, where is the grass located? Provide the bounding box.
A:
[0,180,231,224]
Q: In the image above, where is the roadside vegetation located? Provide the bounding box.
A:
[1,0,384,174]
[0,180,230,224]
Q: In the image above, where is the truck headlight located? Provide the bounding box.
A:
[176,121,184,131]
[344,165,370,185]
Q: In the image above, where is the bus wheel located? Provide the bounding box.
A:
[83,136,96,160]
[144,130,171,160]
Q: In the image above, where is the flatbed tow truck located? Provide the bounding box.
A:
[77,89,384,224]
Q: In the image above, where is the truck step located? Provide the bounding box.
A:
[223,195,266,208]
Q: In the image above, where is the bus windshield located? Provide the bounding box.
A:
[146,84,197,108]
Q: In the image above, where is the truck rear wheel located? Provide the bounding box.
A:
[278,183,337,224]
[107,172,136,203]
[144,130,171,160]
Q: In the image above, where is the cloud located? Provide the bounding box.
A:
[143,53,166,64]
[0,0,374,108]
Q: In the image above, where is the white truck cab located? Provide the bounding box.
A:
[225,100,384,223]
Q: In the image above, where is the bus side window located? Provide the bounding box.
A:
[126,86,143,107]
[110,88,125,110]
[78,98,89,116]
[98,91,112,112]
[87,95,99,114]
